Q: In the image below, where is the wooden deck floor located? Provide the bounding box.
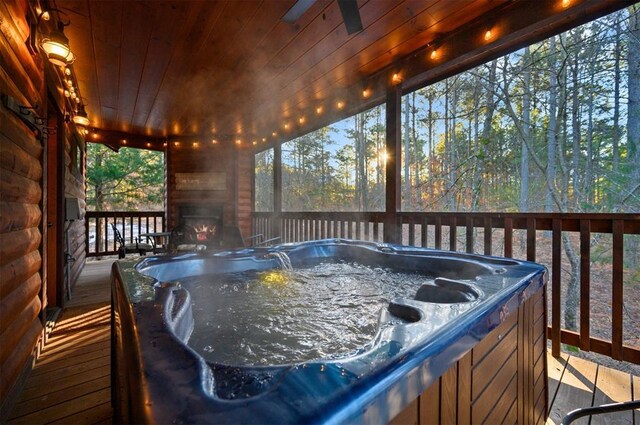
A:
[547,353,639,425]
[8,260,114,425]
[7,260,639,424]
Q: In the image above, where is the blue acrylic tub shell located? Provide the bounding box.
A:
[111,239,547,424]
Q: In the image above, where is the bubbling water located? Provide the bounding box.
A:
[184,261,435,366]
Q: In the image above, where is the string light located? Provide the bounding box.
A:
[392,73,403,85]
[235,139,242,145]
[362,88,371,98]
[174,141,180,147]
[430,47,439,60]
[316,106,324,115]
[298,116,305,124]
[336,100,345,110]
[64,89,70,97]
[211,139,218,144]
[262,137,267,142]
[146,142,151,148]
[484,28,494,41]
[272,132,277,137]
[192,141,199,148]
[561,0,571,7]
[122,139,127,145]
[284,123,290,130]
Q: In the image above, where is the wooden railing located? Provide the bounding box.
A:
[253,211,640,364]
[85,211,165,257]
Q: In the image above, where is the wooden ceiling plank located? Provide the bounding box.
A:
[145,1,228,132]
[253,0,431,113]
[115,1,155,132]
[247,0,450,128]
[214,0,361,132]
[358,0,495,76]
[89,0,122,118]
[130,1,191,132]
[210,0,333,119]
[270,0,493,126]
[170,1,266,131]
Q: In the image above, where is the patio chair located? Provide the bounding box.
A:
[168,223,207,252]
[220,225,280,248]
[111,223,154,258]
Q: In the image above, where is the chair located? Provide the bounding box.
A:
[168,223,207,252]
[220,225,280,248]
[111,223,154,258]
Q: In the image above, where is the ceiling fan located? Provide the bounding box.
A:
[283,0,363,35]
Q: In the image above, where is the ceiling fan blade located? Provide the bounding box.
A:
[283,0,318,24]
[337,0,363,34]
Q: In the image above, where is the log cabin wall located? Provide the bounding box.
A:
[166,143,253,238]
[0,0,87,416]
[237,150,253,239]
[0,0,46,413]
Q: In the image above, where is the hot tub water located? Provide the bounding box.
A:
[183,261,456,366]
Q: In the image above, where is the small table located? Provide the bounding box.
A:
[140,232,171,253]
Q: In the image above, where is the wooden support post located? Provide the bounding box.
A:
[384,86,401,244]
[272,143,282,240]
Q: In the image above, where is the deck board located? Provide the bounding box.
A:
[546,352,639,425]
[8,261,113,425]
[591,365,633,424]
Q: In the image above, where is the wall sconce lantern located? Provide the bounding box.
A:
[73,104,90,127]
[37,10,76,67]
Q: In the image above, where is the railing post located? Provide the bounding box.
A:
[612,220,624,360]
[551,218,562,358]
[384,85,401,244]
[579,219,591,352]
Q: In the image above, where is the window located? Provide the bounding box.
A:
[254,148,274,212]
[282,104,386,212]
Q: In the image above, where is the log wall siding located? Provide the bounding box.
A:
[166,143,252,236]
[0,0,45,408]
[1,0,87,413]
[237,149,253,239]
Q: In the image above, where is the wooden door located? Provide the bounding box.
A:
[45,99,65,308]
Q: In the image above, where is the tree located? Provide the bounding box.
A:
[86,144,164,211]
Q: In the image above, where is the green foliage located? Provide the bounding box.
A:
[86,144,164,211]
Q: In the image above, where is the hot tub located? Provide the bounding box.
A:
[111,239,548,424]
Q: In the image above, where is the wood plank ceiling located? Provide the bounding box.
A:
[54,0,506,145]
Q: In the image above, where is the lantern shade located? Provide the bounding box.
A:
[41,23,75,67]
[73,105,90,127]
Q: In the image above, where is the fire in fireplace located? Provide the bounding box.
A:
[177,204,223,246]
